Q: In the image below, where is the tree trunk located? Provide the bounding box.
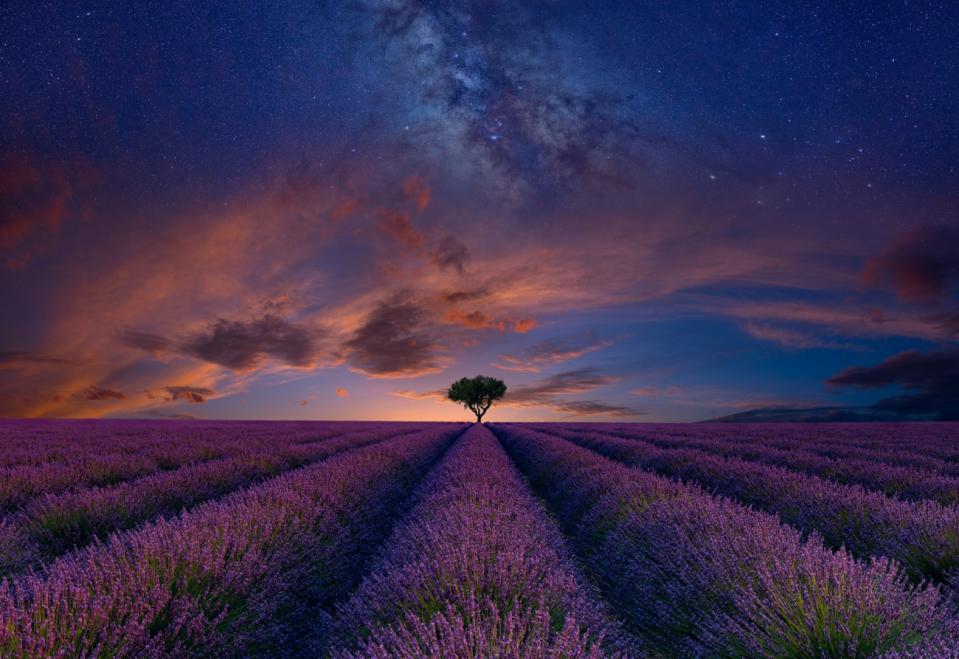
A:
[476,410,484,423]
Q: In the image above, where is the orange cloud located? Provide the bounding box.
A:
[336,386,349,398]
[401,176,431,212]
[374,208,424,249]
[441,310,537,334]
[512,318,537,333]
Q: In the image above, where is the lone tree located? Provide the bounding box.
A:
[447,375,507,422]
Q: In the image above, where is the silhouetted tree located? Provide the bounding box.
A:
[447,375,507,422]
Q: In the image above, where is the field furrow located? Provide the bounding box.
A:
[532,423,959,504]
[570,422,959,472]
[0,424,437,576]
[524,424,959,585]
[0,424,466,657]
[327,424,638,658]
[0,421,405,514]
[490,423,958,657]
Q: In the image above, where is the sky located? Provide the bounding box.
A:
[0,1,957,422]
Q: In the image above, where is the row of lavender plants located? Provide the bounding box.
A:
[0,424,466,657]
[0,424,432,575]
[0,420,382,468]
[570,422,959,472]
[535,423,959,505]
[530,425,959,585]
[327,424,638,658]
[0,421,404,514]
[491,424,958,657]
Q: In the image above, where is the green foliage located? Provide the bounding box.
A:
[447,375,507,422]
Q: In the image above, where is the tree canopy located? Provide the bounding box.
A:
[447,375,507,422]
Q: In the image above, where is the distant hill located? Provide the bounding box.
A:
[705,406,935,423]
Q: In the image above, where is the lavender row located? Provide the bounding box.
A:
[0,424,466,657]
[572,422,959,472]
[534,425,959,585]
[534,423,959,505]
[0,421,409,514]
[0,419,381,468]
[328,424,637,658]
[0,424,428,575]
[491,424,958,657]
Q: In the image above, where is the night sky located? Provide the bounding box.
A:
[1,1,957,421]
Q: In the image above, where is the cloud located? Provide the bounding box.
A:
[0,351,74,367]
[336,386,349,398]
[742,322,860,350]
[504,368,643,417]
[0,156,97,257]
[164,385,214,404]
[430,236,470,273]
[391,388,447,402]
[80,385,125,401]
[862,225,959,302]
[401,176,431,212]
[512,318,538,333]
[551,400,644,417]
[374,207,424,249]
[183,314,319,371]
[438,288,490,304]
[441,309,537,333]
[826,349,959,420]
[631,385,682,397]
[922,312,959,338]
[493,332,614,372]
[505,368,621,406]
[345,297,446,378]
[119,330,175,356]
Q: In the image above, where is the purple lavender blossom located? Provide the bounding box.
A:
[491,423,958,657]
[328,424,639,657]
[530,424,959,585]
[0,424,465,656]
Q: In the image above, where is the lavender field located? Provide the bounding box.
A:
[2,420,959,657]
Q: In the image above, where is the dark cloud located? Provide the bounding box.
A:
[505,368,643,417]
[552,400,644,417]
[345,298,445,378]
[862,226,959,302]
[119,330,175,355]
[826,349,959,420]
[431,236,470,273]
[184,314,319,371]
[0,351,73,366]
[493,332,614,372]
[164,385,214,404]
[80,385,125,401]
[438,288,490,304]
[922,312,959,338]
[505,368,620,405]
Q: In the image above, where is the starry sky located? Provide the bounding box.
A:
[1,1,957,422]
